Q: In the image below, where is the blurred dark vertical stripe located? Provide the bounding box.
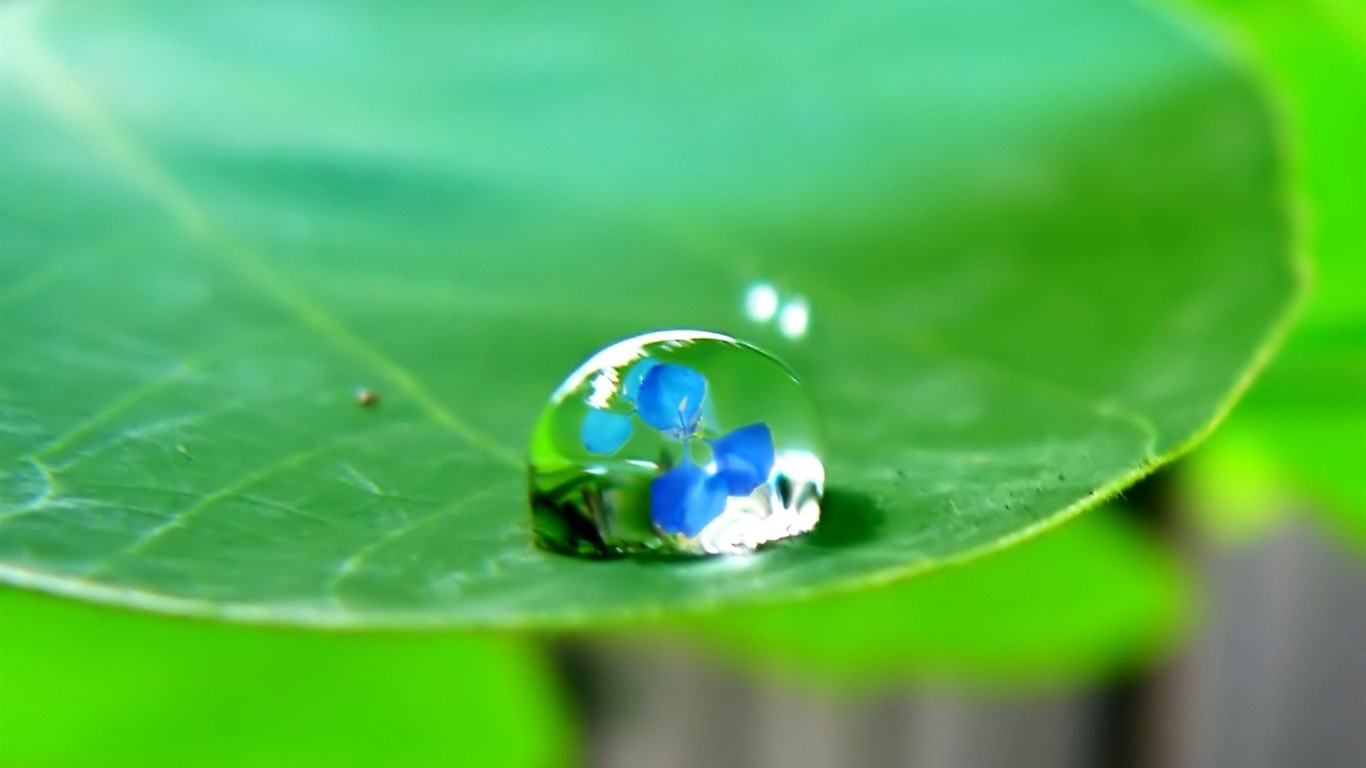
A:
[547,640,602,768]
[1086,470,1179,768]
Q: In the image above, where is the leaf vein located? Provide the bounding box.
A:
[328,483,510,599]
[88,427,405,574]
[3,15,520,469]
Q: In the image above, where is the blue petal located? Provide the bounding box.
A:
[636,363,706,436]
[619,358,660,404]
[709,422,775,496]
[651,462,730,537]
[580,409,633,454]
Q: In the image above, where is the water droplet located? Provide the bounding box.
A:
[528,330,824,557]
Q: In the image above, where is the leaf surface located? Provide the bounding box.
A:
[0,1,1297,627]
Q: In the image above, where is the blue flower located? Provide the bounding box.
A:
[579,359,776,539]
[707,423,775,496]
[650,461,729,538]
[580,408,633,455]
[619,358,660,404]
[635,363,705,438]
[651,422,776,537]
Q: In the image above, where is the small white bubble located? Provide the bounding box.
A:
[744,282,779,322]
[777,297,810,339]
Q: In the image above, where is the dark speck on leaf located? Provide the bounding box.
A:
[356,388,380,407]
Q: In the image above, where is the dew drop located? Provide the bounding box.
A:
[527,330,825,557]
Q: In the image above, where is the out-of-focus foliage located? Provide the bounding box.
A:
[1175,0,1366,545]
[0,0,1296,628]
[680,507,1186,689]
[0,590,571,768]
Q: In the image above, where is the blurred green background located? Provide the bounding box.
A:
[1,0,1361,767]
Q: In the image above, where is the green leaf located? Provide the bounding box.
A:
[0,590,572,767]
[678,507,1187,688]
[0,1,1297,628]
[1188,410,1366,544]
[1170,0,1366,543]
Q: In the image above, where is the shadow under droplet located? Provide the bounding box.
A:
[805,485,884,550]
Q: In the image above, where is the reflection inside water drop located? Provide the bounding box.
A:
[527,330,825,557]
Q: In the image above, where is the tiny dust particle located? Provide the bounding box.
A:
[356,388,380,407]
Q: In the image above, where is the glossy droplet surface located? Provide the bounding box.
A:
[528,331,824,556]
